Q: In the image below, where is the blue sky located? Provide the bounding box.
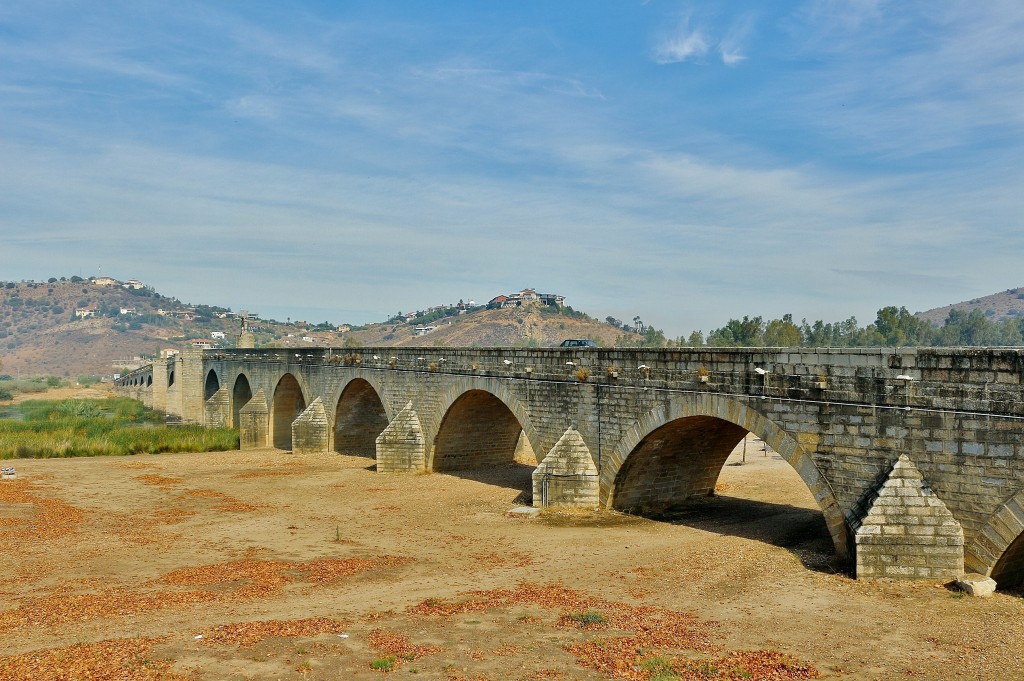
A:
[1,1,1022,336]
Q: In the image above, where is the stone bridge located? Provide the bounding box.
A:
[115,346,1024,587]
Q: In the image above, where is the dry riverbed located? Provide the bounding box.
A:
[2,438,1023,680]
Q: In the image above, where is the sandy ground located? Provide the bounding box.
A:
[2,435,1024,680]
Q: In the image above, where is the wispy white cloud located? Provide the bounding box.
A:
[718,13,755,66]
[652,18,709,64]
[650,8,756,67]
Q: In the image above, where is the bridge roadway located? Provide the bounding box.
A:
[115,346,1024,587]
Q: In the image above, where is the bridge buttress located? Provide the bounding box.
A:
[292,398,330,454]
[532,428,599,509]
[239,389,269,449]
[376,402,425,472]
[854,455,964,580]
[205,387,230,428]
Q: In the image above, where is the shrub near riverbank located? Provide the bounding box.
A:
[0,397,238,459]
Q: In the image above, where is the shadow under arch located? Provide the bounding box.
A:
[204,369,221,401]
[271,373,307,450]
[429,377,541,467]
[429,383,538,496]
[334,377,389,458]
[231,372,253,429]
[965,489,1024,589]
[603,393,850,560]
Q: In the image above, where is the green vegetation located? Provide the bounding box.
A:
[0,375,56,401]
[0,397,238,459]
[564,610,606,626]
[641,657,681,681]
[692,306,1024,348]
[611,305,1024,349]
[369,655,397,672]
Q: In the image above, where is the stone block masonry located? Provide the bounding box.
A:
[855,455,964,579]
[115,346,1024,585]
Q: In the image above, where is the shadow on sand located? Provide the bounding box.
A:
[650,495,849,575]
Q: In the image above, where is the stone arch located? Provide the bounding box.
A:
[231,373,253,429]
[146,374,152,387]
[604,393,849,559]
[432,387,528,472]
[204,369,221,401]
[271,373,307,450]
[333,378,389,458]
[168,369,175,387]
[965,490,1024,587]
[430,378,540,469]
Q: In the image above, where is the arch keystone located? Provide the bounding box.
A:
[292,397,330,454]
[238,389,269,450]
[376,402,425,473]
[854,454,963,580]
[533,428,599,509]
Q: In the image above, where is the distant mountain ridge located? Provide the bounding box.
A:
[916,287,1024,325]
[0,277,642,379]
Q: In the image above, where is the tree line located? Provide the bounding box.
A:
[616,306,1024,348]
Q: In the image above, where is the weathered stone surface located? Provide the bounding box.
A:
[855,455,964,580]
[292,397,329,454]
[376,402,425,473]
[533,428,599,509]
[205,387,230,429]
[955,573,997,597]
[238,389,268,450]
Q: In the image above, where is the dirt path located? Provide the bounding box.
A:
[1,439,1023,680]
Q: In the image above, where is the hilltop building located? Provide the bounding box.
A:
[487,288,565,309]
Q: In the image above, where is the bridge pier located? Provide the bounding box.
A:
[205,387,230,428]
[292,398,330,454]
[375,402,426,472]
[238,389,268,449]
[854,455,964,579]
[532,428,599,509]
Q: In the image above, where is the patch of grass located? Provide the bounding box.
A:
[370,654,397,672]
[0,397,238,459]
[642,656,681,681]
[564,610,606,626]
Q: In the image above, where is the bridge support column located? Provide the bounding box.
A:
[375,402,425,472]
[178,350,206,425]
[292,398,330,454]
[532,428,599,509]
[151,358,169,415]
[205,387,230,428]
[239,389,269,449]
[855,455,964,580]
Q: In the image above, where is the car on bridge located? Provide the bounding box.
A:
[559,339,597,348]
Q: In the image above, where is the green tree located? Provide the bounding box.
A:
[763,314,801,347]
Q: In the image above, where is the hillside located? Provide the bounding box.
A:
[0,277,642,379]
[347,304,638,348]
[916,287,1024,325]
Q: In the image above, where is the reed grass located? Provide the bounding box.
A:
[0,397,238,459]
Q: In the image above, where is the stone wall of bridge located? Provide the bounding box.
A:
[113,346,1024,585]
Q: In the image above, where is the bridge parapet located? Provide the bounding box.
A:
[191,346,1024,416]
